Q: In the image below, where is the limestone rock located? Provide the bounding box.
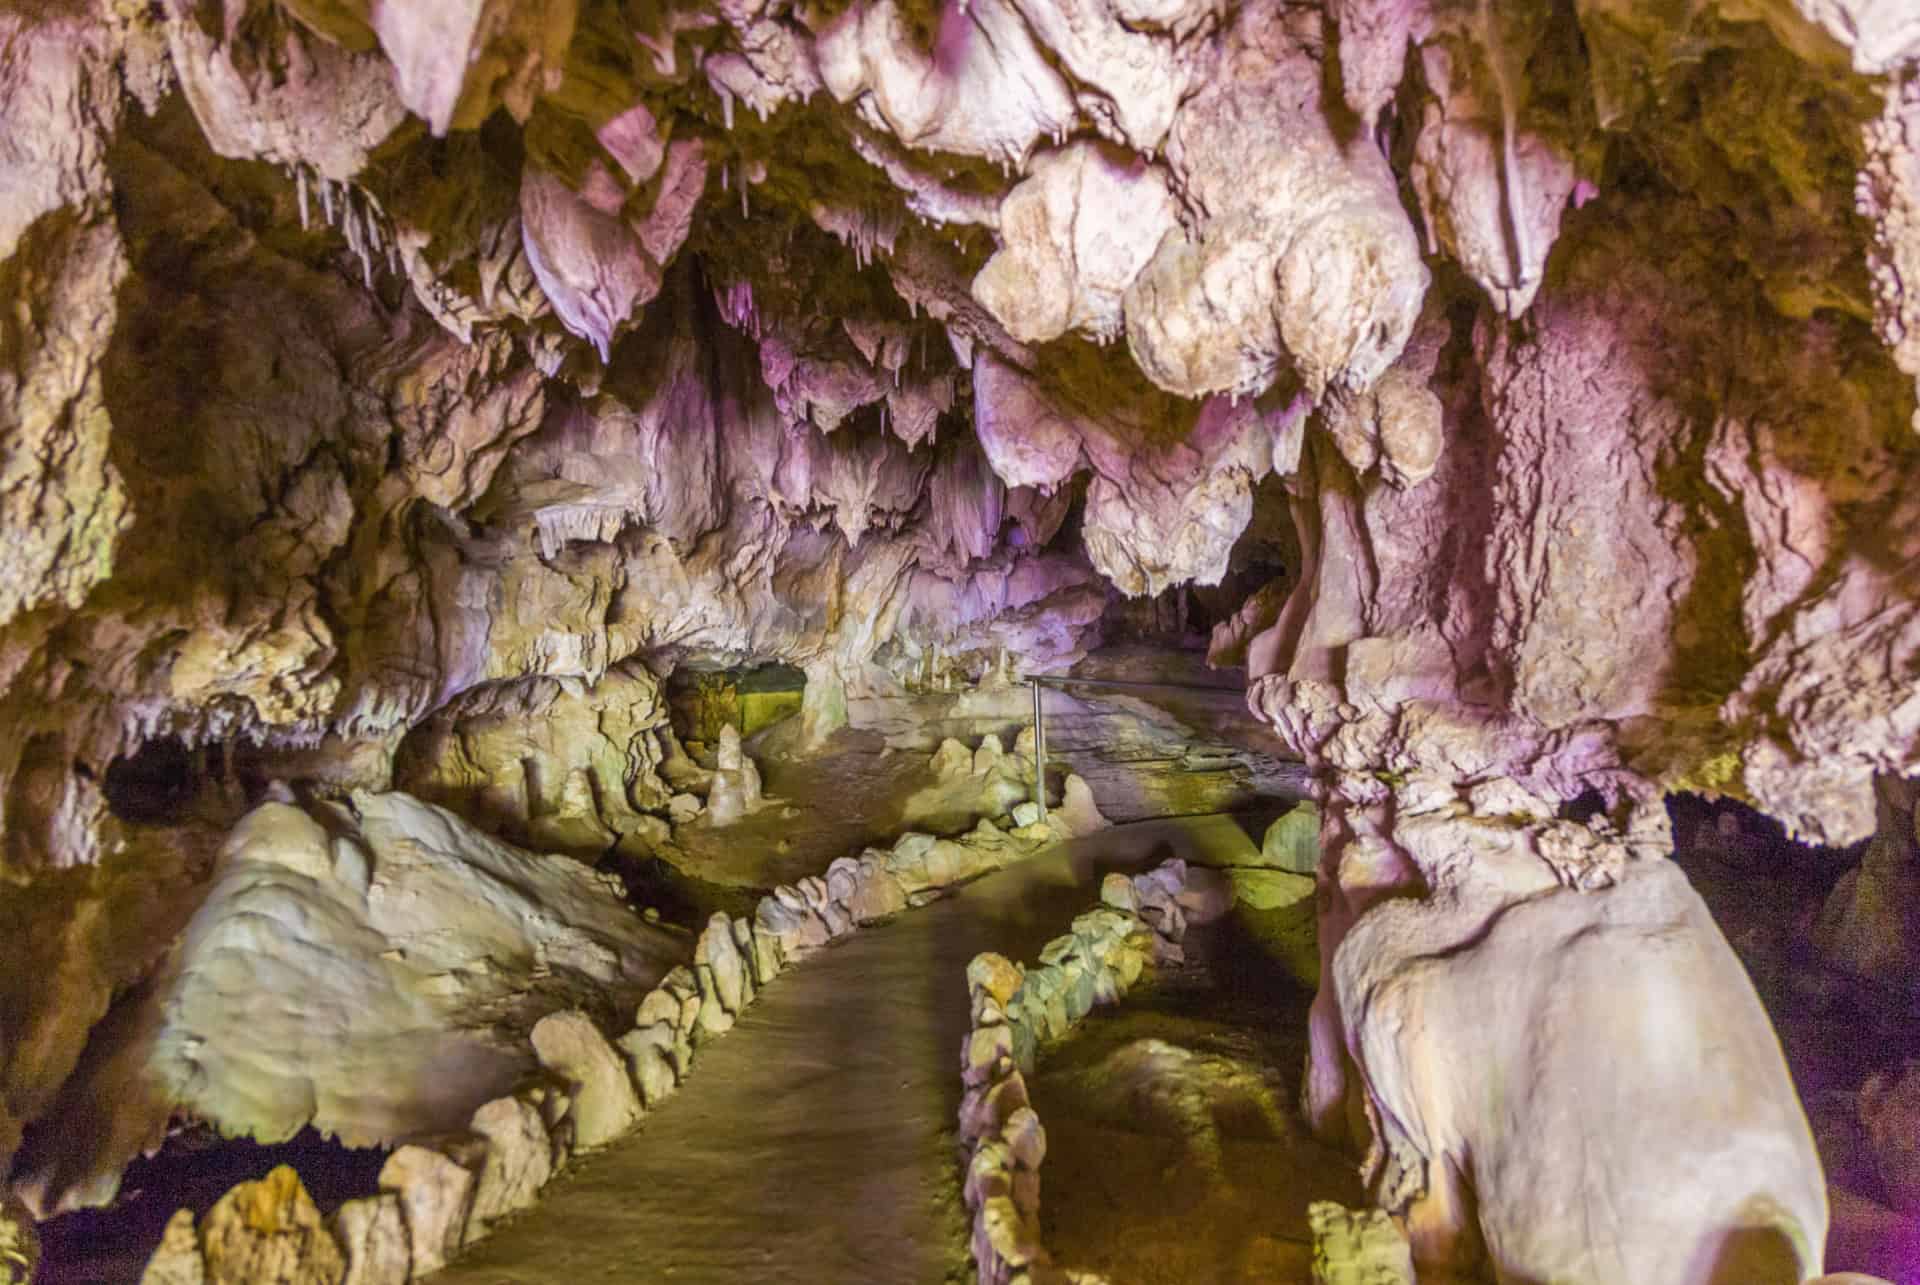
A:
[530,1011,642,1148]
[967,953,1025,1008]
[0,1196,35,1285]
[973,734,1007,776]
[1307,1201,1414,1284]
[694,963,736,1037]
[1860,1060,1920,1213]
[1813,777,1920,993]
[1228,869,1316,912]
[1258,803,1321,874]
[378,1144,478,1276]
[1099,872,1141,914]
[931,739,975,781]
[845,863,909,922]
[964,1023,1015,1088]
[1321,831,1827,1281]
[140,1209,205,1285]
[1052,775,1110,838]
[706,725,765,826]
[31,792,681,1213]
[617,1025,680,1107]
[331,1193,410,1285]
[695,912,750,1015]
[198,1165,346,1285]
[467,1094,554,1235]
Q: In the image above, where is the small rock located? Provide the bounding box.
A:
[749,920,784,983]
[980,1196,1042,1267]
[530,1010,642,1147]
[467,1095,553,1236]
[140,1209,204,1285]
[931,738,975,781]
[0,1197,38,1285]
[929,837,987,886]
[618,1025,680,1107]
[617,814,673,857]
[1259,803,1322,874]
[967,952,1024,1006]
[959,1071,1033,1143]
[1228,868,1316,911]
[198,1165,345,1285]
[756,895,829,954]
[707,725,764,825]
[965,1139,1014,1211]
[378,1145,477,1276]
[1111,941,1149,987]
[1132,880,1187,943]
[1308,1200,1415,1283]
[1002,1107,1046,1170]
[1099,872,1140,913]
[697,912,750,1014]
[817,897,854,938]
[668,793,702,823]
[694,962,736,1037]
[964,1023,1015,1086]
[635,985,681,1029]
[846,866,909,922]
[1037,935,1081,967]
[1011,801,1042,828]
[1862,1060,1920,1212]
[332,1194,410,1285]
[974,734,1006,776]
[1054,774,1110,836]
[1060,964,1098,1024]
[825,855,862,903]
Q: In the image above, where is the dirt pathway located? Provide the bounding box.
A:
[432,816,1264,1285]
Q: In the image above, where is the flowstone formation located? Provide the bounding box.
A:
[3,0,1920,1278]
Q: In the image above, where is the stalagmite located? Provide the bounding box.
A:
[1,0,1917,1280]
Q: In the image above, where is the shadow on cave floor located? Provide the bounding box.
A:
[1667,793,1920,1280]
[1030,896,1361,1285]
[430,815,1296,1285]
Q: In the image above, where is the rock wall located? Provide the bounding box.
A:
[17,791,682,1220]
[2,0,1920,1262]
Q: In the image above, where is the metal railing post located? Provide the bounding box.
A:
[1030,676,1047,822]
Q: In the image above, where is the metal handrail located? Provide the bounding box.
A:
[1024,673,1256,821]
[1024,674,1247,694]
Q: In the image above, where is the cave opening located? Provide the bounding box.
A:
[100,739,201,827]
[665,662,807,753]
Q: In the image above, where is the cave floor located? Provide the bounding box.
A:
[1031,895,1360,1284]
[661,724,1000,890]
[432,815,1316,1285]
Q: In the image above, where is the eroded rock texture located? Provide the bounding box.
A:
[0,0,1917,1274]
